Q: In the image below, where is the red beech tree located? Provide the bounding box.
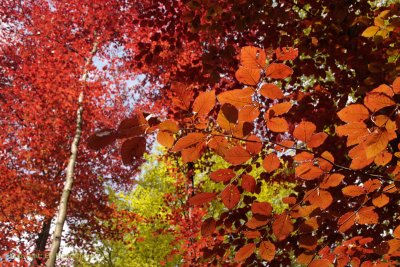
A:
[0,0,141,265]
[91,2,400,266]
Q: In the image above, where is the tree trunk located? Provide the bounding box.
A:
[30,217,52,266]
[46,41,98,267]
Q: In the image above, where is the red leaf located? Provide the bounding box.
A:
[117,113,148,138]
[121,137,146,165]
[251,202,272,216]
[272,213,293,241]
[188,192,216,205]
[221,103,238,123]
[265,63,293,79]
[192,90,215,116]
[224,145,252,165]
[201,217,216,236]
[210,169,235,183]
[234,243,256,262]
[87,129,116,150]
[259,241,275,262]
[262,153,280,173]
[241,174,256,193]
[221,184,241,209]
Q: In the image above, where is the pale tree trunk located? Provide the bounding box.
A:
[46,41,98,267]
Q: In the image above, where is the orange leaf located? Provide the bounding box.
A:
[246,135,262,155]
[243,230,261,239]
[218,87,254,108]
[157,131,174,148]
[266,117,289,132]
[172,133,206,152]
[246,216,270,229]
[393,225,400,238]
[262,153,280,173]
[364,179,381,193]
[307,132,328,148]
[371,84,394,97]
[338,211,355,232]
[374,151,392,166]
[309,259,332,267]
[293,121,316,142]
[201,217,216,236]
[272,213,293,241]
[158,120,179,133]
[234,243,256,262]
[305,189,333,210]
[240,46,266,69]
[266,63,293,79]
[192,90,215,116]
[357,206,378,225]
[221,184,241,209]
[210,169,235,183]
[259,241,275,262]
[372,194,390,208]
[293,151,314,162]
[337,104,370,123]
[364,92,395,112]
[364,129,389,159]
[224,145,252,165]
[269,102,292,116]
[235,67,261,85]
[295,162,324,180]
[188,192,216,205]
[276,47,298,61]
[393,77,400,94]
[260,83,284,99]
[275,140,295,152]
[238,105,260,122]
[318,151,334,171]
[342,185,366,197]
[181,142,205,162]
[251,202,273,216]
[320,173,345,189]
[241,174,256,193]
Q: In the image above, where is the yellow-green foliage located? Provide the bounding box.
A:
[70,147,295,266]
